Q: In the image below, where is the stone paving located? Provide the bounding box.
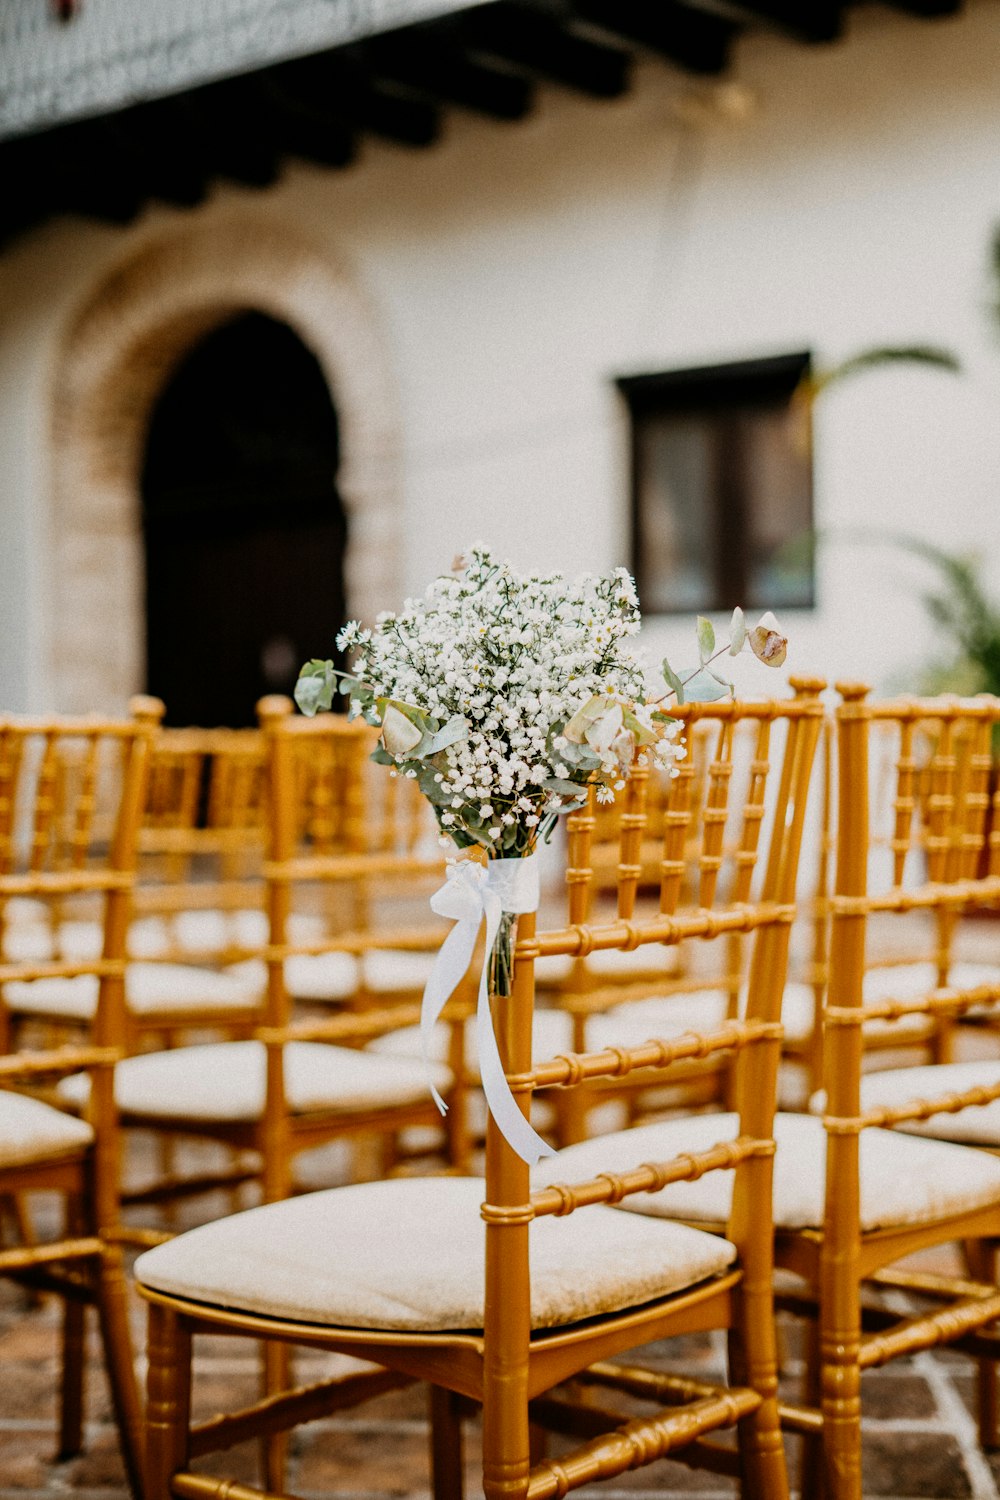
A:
[2,1188,998,1500]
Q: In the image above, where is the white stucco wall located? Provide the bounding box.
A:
[1,0,999,712]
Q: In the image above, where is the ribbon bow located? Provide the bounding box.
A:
[421,854,555,1165]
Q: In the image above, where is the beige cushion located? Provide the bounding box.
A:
[130,910,327,959]
[582,946,682,980]
[360,950,438,993]
[369,1008,577,1075]
[133,1176,736,1332]
[238,951,361,1002]
[4,898,48,925]
[4,962,262,1021]
[58,1039,453,1121]
[851,1062,1000,1145]
[778,981,933,1045]
[862,961,1000,1003]
[587,991,732,1050]
[532,1111,1000,1233]
[0,1091,93,1168]
[1,923,55,962]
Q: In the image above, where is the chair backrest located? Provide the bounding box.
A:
[132,725,267,963]
[480,679,824,1488]
[823,685,1000,1243]
[552,686,823,1110]
[252,696,464,1196]
[0,700,161,1221]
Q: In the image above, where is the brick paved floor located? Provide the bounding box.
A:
[2,1176,997,1500]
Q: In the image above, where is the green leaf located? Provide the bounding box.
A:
[696,617,716,664]
[678,667,731,703]
[418,715,468,757]
[661,658,686,706]
[728,606,746,656]
[551,737,602,773]
[294,660,337,716]
[563,694,618,744]
[802,345,961,405]
[380,703,424,756]
[542,775,587,797]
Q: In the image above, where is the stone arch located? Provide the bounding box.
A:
[48,215,401,713]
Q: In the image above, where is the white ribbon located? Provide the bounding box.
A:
[420,853,555,1165]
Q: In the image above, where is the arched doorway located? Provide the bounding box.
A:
[141,311,346,726]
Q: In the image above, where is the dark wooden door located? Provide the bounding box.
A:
[142,312,346,727]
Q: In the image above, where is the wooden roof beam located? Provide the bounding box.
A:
[288,52,441,148]
[363,28,535,119]
[458,1,632,99]
[881,0,962,14]
[570,0,736,76]
[699,0,843,43]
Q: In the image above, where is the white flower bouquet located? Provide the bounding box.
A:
[295,545,786,1161]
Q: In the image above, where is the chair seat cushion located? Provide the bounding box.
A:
[581,946,682,980]
[851,1061,1000,1145]
[360,949,438,994]
[0,1091,93,1168]
[778,981,934,1045]
[532,1112,1000,1233]
[130,911,327,959]
[5,962,263,1021]
[133,1176,736,1332]
[369,1008,577,1075]
[58,1040,453,1122]
[587,991,733,1050]
[228,952,362,1002]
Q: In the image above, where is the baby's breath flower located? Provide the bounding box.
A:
[335,545,681,856]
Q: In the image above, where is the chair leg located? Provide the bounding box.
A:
[261,1338,291,1491]
[818,1297,862,1500]
[59,1294,87,1459]
[965,1238,1000,1450]
[728,1309,789,1500]
[798,1313,825,1499]
[58,1191,87,1459]
[430,1384,465,1500]
[96,1244,146,1500]
[145,1301,191,1500]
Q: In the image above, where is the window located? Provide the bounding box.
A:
[618,352,814,616]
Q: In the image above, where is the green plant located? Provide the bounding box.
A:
[870,532,1000,697]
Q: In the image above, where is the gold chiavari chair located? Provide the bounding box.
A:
[130,679,822,1500]
[0,703,160,1496]
[545,686,1000,1499]
[54,696,465,1219]
[283,712,458,1008]
[525,693,811,1146]
[777,709,1000,1102]
[363,703,767,1150]
[3,723,274,1050]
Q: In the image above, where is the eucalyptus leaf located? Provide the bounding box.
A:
[418,714,469,757]
[381,703,424,756]
[542,775,587,797]
[294,673,329,716]
[294,659,338,716]
[696,617,716,664]
[621,706,655,747]
[677,667,731,703]
[553,738,602,772]
[728,606,747,656]
[661,659,686,705]
[563,694,618,744]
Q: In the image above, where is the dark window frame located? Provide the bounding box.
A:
[617,351,814,618]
